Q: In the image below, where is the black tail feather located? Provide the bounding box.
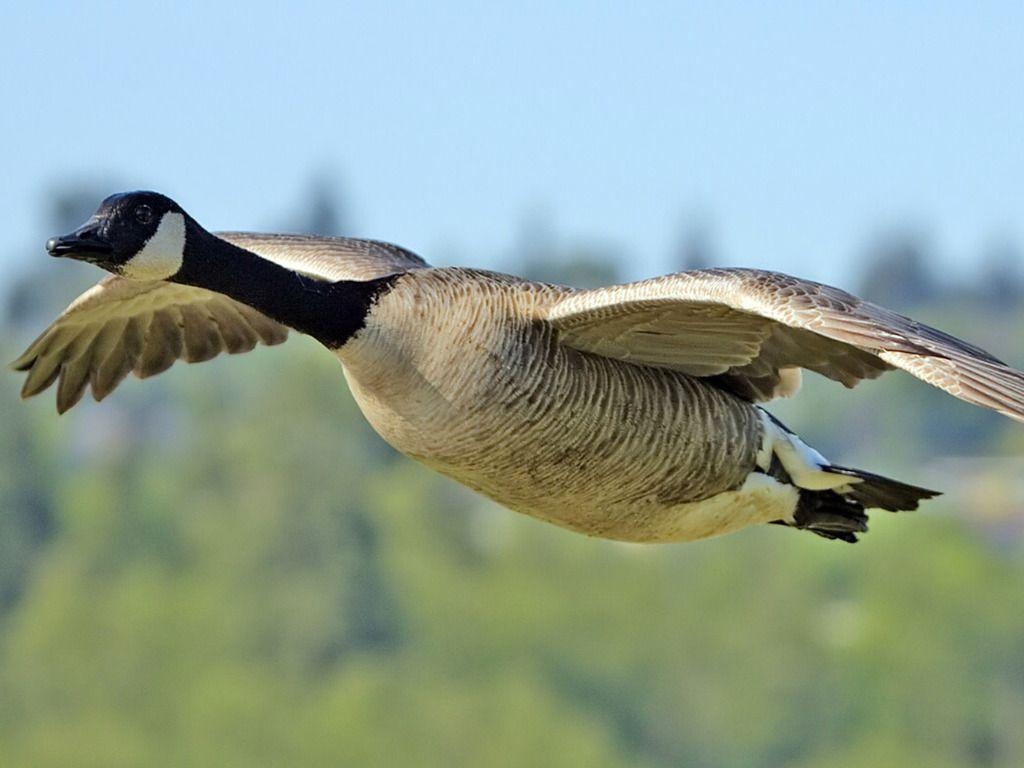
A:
[824,464,941,512]
[791,489,869,544]
[771,466,940,544]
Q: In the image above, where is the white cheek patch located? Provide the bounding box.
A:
[121,212,186,281]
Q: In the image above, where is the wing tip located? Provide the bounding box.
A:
[9,352,34,372]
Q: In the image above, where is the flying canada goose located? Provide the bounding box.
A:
[12,191,1024,544]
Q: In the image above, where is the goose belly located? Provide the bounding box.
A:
[339,319,776,542]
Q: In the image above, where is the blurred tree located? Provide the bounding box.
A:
[856,231,939,309]
[512,207,621,288]
[281,171,348,237]
[0,392,57,621]
[1,183,117,623]
[47,184,110,234]
[305,173,346,236]
[977,238,1024,309]
[672,215,716,273]
[5,182,114,330]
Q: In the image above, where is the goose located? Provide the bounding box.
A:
[12,191,1024,544]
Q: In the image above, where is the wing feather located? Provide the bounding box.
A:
[216,232,428,281]
[547,268,1024,422]
[12,234,429,412]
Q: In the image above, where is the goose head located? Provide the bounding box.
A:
[47,191,191,281]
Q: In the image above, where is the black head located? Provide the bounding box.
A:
[47,191,191,280]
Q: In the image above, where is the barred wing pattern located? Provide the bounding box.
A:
[11,234,429,413]
[547,268,1024,422]
[215,233,428,281]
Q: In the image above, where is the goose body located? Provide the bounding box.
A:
[339,268,772,541]
[14,192,1024,544]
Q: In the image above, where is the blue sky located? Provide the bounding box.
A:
[2,2,1022,284]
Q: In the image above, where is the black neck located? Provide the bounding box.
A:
[172,226,396,349]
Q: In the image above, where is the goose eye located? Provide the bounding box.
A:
[134,204,153,224]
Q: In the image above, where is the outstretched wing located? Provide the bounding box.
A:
[545,268,1024,422]
[11,278,289,413]
[216,232,429,281]
[11,234,430,413]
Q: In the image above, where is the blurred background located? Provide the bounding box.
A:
[3,3,1024,767]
